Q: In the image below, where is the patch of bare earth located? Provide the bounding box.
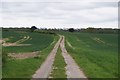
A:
[0,40,2,44]
[8,51,40,59]
[3,43,31,47]
[2,38,9,43]
[2,36,31,47]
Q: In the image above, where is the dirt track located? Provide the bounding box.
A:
[60,36,87,78]
[32,35,87,79]
[32,36,62,78]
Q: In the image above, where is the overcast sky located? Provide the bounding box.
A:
[0,0,119,29]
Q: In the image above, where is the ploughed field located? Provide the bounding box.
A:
[2,30,58,78]
[62,32,118,78]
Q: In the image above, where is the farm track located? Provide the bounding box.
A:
[32,35,62,78]
[60,36,87,78]
[32,35,87,79]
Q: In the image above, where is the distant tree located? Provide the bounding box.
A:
[68,28,74,32]
[30,26,37,32]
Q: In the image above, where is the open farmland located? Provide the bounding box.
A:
[62,32,118,78]
[1,29,118,79]
[2,30,59,78]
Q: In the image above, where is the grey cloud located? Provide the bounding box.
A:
[1,2,117,13]
[93,2,118,7]
[0,1,118,28]
[1,2,48,13]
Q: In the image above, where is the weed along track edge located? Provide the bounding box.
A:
[32,35,62,78]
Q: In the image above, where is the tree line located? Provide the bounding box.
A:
[2,26,119,34]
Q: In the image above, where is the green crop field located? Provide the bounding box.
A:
[2,30,59,78]
[61,32,118,78]
[1,29,119,79]
[3,31,54,53]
